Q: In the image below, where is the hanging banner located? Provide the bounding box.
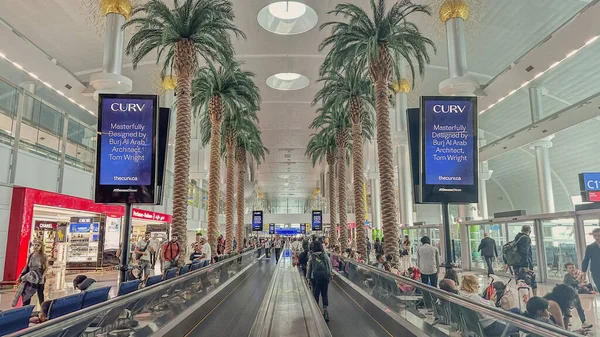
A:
[312,210,322,231]
[95,94,159,204]
[420,96,478,203]
[252,210,263,231]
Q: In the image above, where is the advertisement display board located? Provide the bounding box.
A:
[269,223,275,234]
[300,223,306,234]
[312,210,323,231]
[252,210,263,231]
[420,96,478,203]
[95,94,159,204]
[155,107,171,205]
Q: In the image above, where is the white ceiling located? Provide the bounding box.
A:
[0,0,596,209]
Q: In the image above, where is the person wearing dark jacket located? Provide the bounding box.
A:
[478,232,498,276]
[513,225,537,295]
[73,275,103,292]
[582,228,600,292]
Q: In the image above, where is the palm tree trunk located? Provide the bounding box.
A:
[370,48,400,265]
[351,99,367,260]
[236,148,246,253]
[327,153,338,248]
[224,128,235,254]
[337,131,349,252]
[171,40,196,264]
[207,95,224,257]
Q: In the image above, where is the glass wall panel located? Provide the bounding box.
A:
[0,79,18,145]
[507,221,538,269]
[540,218,577,280]
[468,223,507,274]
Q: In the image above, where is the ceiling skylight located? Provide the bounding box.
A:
[274,72,301,81]
[268,1,306,20]
[267,73,309,91]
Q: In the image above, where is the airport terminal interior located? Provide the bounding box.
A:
[1,0,600,336]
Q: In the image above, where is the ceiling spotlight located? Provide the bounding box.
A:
[268,1,306,20]
[274,73,301,81]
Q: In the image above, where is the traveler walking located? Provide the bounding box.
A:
[478,232,498,276]
[582,228,600,292]
[416,236,440,287]
[506,225,537,295]
[306,240,332,321]
[135,231,154,281]
[366,237,372,263]
[274,237,282,263]
[16,240,47,306]
[265,238,272,258]
[161,234,181,272]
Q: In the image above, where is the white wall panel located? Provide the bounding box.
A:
[61,165,92,199]
[14,152,58,192]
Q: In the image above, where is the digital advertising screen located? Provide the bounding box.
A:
[300,223,306,234]
[252,210,263,231]
[269,223,275,234]
[95,94,158,204]
[420,96,478,203]
[312,210,323,231]
[155,107,171,205]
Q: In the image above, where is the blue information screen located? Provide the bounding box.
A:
[300,224,306,234]
[99,97,155,185]
[424,99,475,185]
[269,223,275,234]
[312,210,322,231]
[581,173,600,191]
[252,211,263,231]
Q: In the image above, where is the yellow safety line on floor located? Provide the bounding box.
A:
[184,255,265,337]
[332,279,394,337]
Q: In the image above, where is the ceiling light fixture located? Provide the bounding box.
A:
[274,72,301,81]
[479,34,600,115]
[0,50,96,116]
[268,1,306,20]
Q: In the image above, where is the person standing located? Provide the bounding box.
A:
[366,237,372,263]
[274,236,282,264]
[583,228,600,292]
[478,232,498,276]
[512,225,537,296]
[401,235,411,269]
[374,238,383,255]
[17,240,47,306]
[161,234,181,272]
[149,233,160,269]
[306,240,332,321]
[135,231,154,281]
[416,236,440,287]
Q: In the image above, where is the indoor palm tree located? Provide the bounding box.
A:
[235,126,268,253]
[319,0,435,262]
[124,0,243,262]
[306,130,338,248]
[193,61,260,254]
[314,67,374,259]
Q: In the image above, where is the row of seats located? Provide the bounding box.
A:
[0,259,213,336]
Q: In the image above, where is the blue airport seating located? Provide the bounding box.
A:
[48,292,85,319]
[117,279,141,296]
[202,260,209,268]
[164,268,178,280]
[82,286,111,308]
[179,264,191,275]
[190,262,202,271]
[0,305,34,337]
[145,275,163,287]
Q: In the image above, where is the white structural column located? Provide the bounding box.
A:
[529,87,555,213]
[162,75,176,175]
[478,129,492,218]
[86,0,133,98]
[393,76,414,226]
[438,0,479,96]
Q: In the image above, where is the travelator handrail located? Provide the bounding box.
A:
[8,248,258,337]
[249,245,331,337]
[334,255,583,337]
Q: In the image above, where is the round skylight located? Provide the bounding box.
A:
[268,1,306,20]
[274,72,301,81]
[267,73,310,91]
[258,2,318,35]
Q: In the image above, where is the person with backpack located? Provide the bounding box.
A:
[306,240,332,321]
[135,231,154,281]
[503,225,537,296]
[478,232,498,276]
[161,234,181,272]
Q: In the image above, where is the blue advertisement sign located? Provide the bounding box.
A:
[252,210,263,231]
[95,94,158,204]
[300,223,306,234]
[275,228,301,236]
[312,210,322,231]
[269,223,275,234]
[70,223,91,233]
[420,96,478,203]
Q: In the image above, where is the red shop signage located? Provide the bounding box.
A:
[132,209,172,223]
[34,221,58,230]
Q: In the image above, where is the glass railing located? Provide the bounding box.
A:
[334,255,584,337]
[9,249,258,337]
